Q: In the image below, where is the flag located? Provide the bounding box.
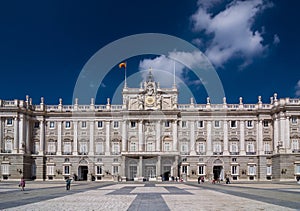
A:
[119,62,126,69]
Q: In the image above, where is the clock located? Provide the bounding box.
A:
[145,96,155,106]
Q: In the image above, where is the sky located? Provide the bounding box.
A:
[0,0,299,105]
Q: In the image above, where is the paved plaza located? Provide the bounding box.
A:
[0,180,299,210]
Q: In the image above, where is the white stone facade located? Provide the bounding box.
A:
[1,73,300,182]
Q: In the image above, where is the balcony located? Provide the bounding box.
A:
[246,152,256,155]
[292,150,300,153]
[180,152,189,155]
[213,152,223,155]
[230,152,239,155]
[78,152,88,155]
[196,152,206,155]
[264,151,273,155]
[111,152,121,155]
[62,152,72,155]
[1,150,12,153]
[45,152,56,155]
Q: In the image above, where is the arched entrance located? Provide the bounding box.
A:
[78,159,89,181]
[213,159,224,181]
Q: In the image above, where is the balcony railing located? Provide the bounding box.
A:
[230,152,239,155]
[78,152,88,155]
[213,152,223,155]
[246,152,256,155]
[264,151,273,154]
[62,152,72,155]
[1,150,12,153]
[45,152,56,155]
[292,149,300,153]
[196,152,206,155]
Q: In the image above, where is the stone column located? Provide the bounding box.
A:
[258,120,263,155]
[25,117,30,154]
[206,120,212,155]
[138,120,143,151]
[156,120,161,151]
[190,120,196,155]
[138,156,143,177]
[273,115,279,151]
[57,121,62,155]
[122,120,127,152]
[39,119,45,155]
[73,121,78,155]
[0,117,2,152]
[89,121,94,155]
[239,120,245,155]
[172,120,178,151]
[157,155,161,179]
[223,120,229,155]
[121,155,126,180]
[279,112,286,148]
[174,155,179,177]
[285,116,290,151]
[105,121,110,155]
[19,115,25,153]
[13,117,19,153]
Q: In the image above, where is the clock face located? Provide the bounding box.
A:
[146,96,155,106]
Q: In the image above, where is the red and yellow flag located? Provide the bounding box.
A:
[119,62,126,69]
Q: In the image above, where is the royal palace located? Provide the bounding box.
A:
[1,71,300,182]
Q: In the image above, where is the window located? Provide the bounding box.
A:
[231,165,238,175]
[34,142,40,154]
[81,121,87,128]
[264,142,272,154]
[230,142,238,153]
[63,142,72,154]
[113,166,119,175]
[1,164,9,175]
[130,142,137,152]
[198,143,205,153]
[34,122,40,128]
[181,142,188,154]
[147,142,154,152]
[263,120,269,127]
[291,116,297,124]
[6,118,13,126]
[266,166,272,175]
[46,165,54,176]
[246,142,255,153]
[295,164,300,174]
[247,120,253,128]
[49,121,55,128]
[230,121,236,128]
[64,166,70,175]
[292,139,299,152]
[198,121,203,128]
[96,166,102,175]
[213,142,222,153]
[79,142,88,155]
[164,142,171,151]
[65,121,71,128]
[248,165,256,175]
[97,121,103,128]
[198,166,205,175]
[232,158,237,162]
[165,121,170,128]
[95,142,104,155]
[130,121,136,128]
[182,165,187,174]
[4,139,12,153]
[214,121,220,128]
[112,143,120,154]
[181,121,187,128]
[47,142,56,154]
[113,121,119,128]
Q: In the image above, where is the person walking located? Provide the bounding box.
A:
[66,178,72,190]
[19,177,25,191]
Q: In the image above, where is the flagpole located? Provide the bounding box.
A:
[173,60,176,88]
[124,62,127,88]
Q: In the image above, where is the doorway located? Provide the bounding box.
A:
[145,166,156,180]
[213,166,223,181]
[78,166,88,181]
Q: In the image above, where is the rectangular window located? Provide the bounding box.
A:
[64,166,70,175]
[198,166,204,175]
[181,121,187,128]
[232,158,237,162]
[198,143,205,153]
[263,120,269,127]
[34,122,40,128]
[248,166,256,175]
[79,142,88,154]
[295,164,300,174]
[113,166,119,175]
[182,166,187,174]
[96,166,102,175]
[198,121,203,128]
[230,143,238,153]
[47,142,56,154]
[81,121,87,128]
[231,165,238,175]
[130,121,136,128]
[291,116,297,124]
[165,121,170,128]
[34,142,40,154]
[4,139,12,153]
[214,121,220,128]
[49,121,55,128]
[65,121,71,128]
[95,142,104,155]
[130,142,137,152]
[112,143,120,154]
[181,143,188,153]
[113,121,119,128]
[266,166,272,175]
[6,118,13,125]
[213,142,222,152]
[247,142,255,153]
[97,121,103,128]
[292,140,299,152]
[247,120,253,128]
[147,142,154,151]
[164,142,171,151]
[63,142,72,154]
[1,164,9,175]
[230,121,236,128]
[46,165,54,175]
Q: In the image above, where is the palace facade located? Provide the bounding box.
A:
[1,71,300,182]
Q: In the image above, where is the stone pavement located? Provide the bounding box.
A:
[0,181,299,210]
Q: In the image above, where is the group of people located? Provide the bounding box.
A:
[198,176,231,184]
[197,176,205,184]
[18,177,73,191]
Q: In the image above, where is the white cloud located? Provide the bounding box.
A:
[295,80,300,97]
[191,0,273,68]
[273,34,280,45]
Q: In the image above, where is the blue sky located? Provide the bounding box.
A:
[0,0,299,105]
